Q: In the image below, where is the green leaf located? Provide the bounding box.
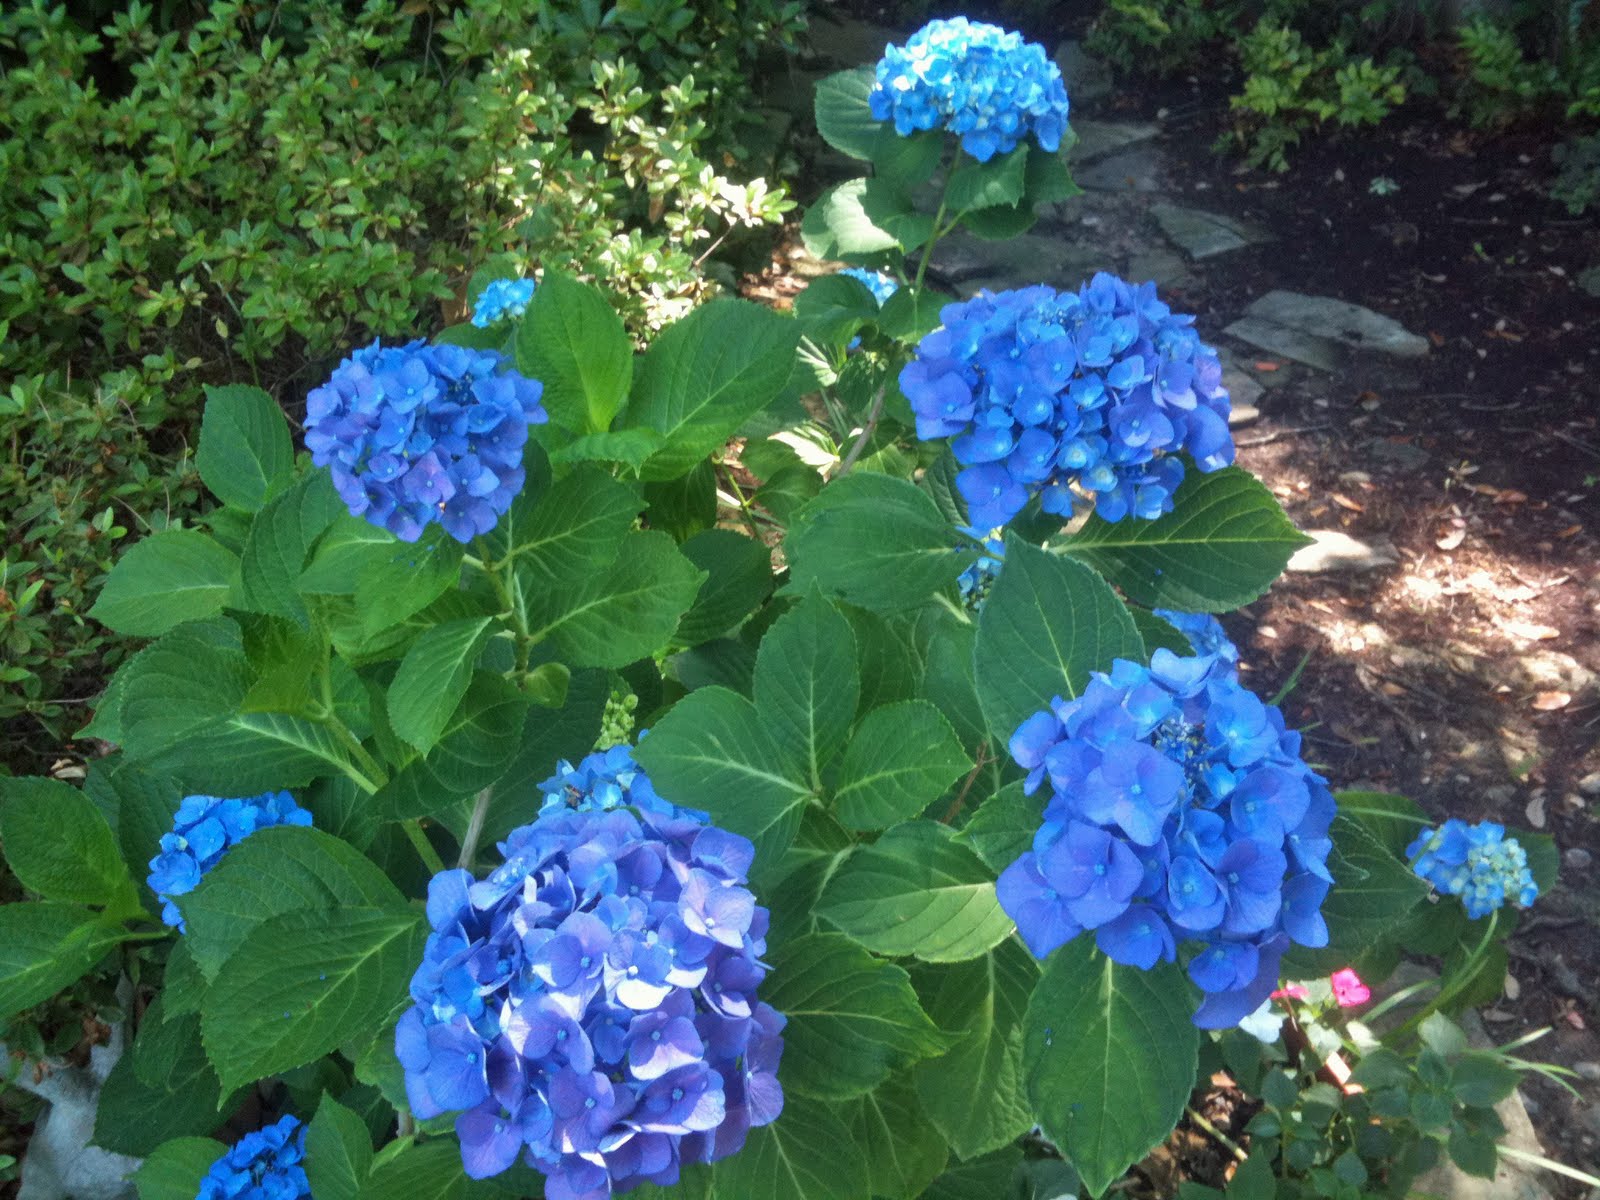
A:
[357,1138,468,1200]
[833,700,970,830]
[1448,1124,1499,1179]
[846,1076,949,1200]
[1311,814,1430,961]
[956,781,1043,875]
[196,384,294,512]
[181,826,403,980]
[201,906,427,1093]
[529,530,706,669]
[801,179,936,259]
[1449,1050,1522,1107]
[0,902,129,1021]
[378,672,530,816]
[238,472,344,625]
[870,127,944,189]
[1335,790,1429,858]
[785,473,974,613]
[547,427,664,471]
[96,1003,234,1156]
[922,1148,1023,1200]
[673,529,773,645]
[912,940,1038,1160]
[353,527,464,636]
[875,287,946,342]
[514,270,634,433]
[1024,940,1201,1197]
[946,145,1030,212]
[0,776,134,909]
[714,1095,870,1200]
[624,298,802,482]
[973,538,1144,743]
[755,589,859,789]
[764,932,951,1101]
[90,530,240,637]
[1060,467,1312,613]
[298,517,399,596]
[813,66,880,160]
[387,617,495,752]
[642,460,717,543]
[793,274,882,347]
[1023,149,1079,206]
[305,1094,374,1200]
[1130,607,1194,658]
[819,822,1013,962]
[506,465,639,590]
[633,686,812,866]
[133,1137,226,1200]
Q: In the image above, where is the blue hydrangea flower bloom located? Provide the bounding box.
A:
[956,529,1004,613]
[473,278,537,328]
[305,339,547,544]
[198,1114,310,1200]
[837,268,900,307]
[868,18,1071,162]
[147,792,311,932]
[997,647,1334,1030]
[899,275,1235,530]
[1154,609,1240,672]
[396,805,784,1196]
[539,740,709,825]
[1406,818,1538,920]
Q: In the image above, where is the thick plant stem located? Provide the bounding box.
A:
[457,786,494,870]
[474,537,532,675]
[403,819,446,876]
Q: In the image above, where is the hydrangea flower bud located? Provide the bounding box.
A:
[473,278,537,328]
[538,740,708,825]
[997,639,1334,1029]
[147,791,312,931]
[305,339,547,544]
[197,1114,309,1200]
[868,18,1071,162]
[899,276,1235,530]
[1406,818,1538,919]
[396,800,783,1195]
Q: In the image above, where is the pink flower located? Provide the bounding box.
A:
[1331,968,1370,1008]
[1270,984,1309,1003]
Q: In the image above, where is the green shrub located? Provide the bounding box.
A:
[0,0,801,766]
[1087,0,1245,75]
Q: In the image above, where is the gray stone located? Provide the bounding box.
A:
[1564,847,1593,871]
[1578,770,1600,797]
[1219,354,1265,409]
[1124,247,1193,290]
[935,233,1108,294]
[1227,291,1431,370]
[1068,119,1159,165]
[1579,265,1600,298]
[1053,40,1114,103]
[1366,438,1432,471]
[1075,145,1164,193]
[1576,1061,1600,1082]
[1228,403,1260,428]
[806,15,903,67]
[1150,203,1273,260]
[1287,530,1399,574]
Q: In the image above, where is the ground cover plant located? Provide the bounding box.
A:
[0,14,1584,1200]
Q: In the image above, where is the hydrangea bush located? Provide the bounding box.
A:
[0,17,1564,1200]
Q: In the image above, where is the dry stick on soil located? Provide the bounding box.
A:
[1234,424,1333,449]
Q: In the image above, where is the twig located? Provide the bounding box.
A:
[1235,424,1332,448]
[1550,428,1600,460]
[1186,1105,1248,1164]
[834,387,886,478]
[940,742,991,824]
[457,787,493,870]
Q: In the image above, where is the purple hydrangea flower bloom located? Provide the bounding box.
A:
[899,277,1235,530]
[995,645,1335,1030]
[867,18,1071,162]
[305,339,546,544]
[197,1114,310,1200]
[396,800,783,1195]
[472,278,537,328]
[147,791,311,931]
[1406,818,1539,919]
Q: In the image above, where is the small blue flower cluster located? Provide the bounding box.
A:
[900,275,1235,530]
[868,18,1071,162]
[837,268,900,307]
[1154,609,1240,672]
[956,529,1005,613]
[147,792,311,931]
[1407,819,1538,920]
[997,647,1335,1029]
[473,278,537,328]
[305,340,547,545]
[539,742,709,825]
[396,806,784,1197]
[198,1115,309,1200]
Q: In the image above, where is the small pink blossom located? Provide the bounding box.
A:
[1270,984,1309,1003]
[1331,968,1371,1008]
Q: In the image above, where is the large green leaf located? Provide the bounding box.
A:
[238,472,344,625]
[818,822,1013,962]
[305,1094,374,1200]
[352,527,464,636]
[378,672,530,817]
[94,1002,234,1157]
[528,530,706,669]
[913,940,1038,1160]
[297,516,399,596]
[755,589,859,789]
[973,537,1143,744]
[813,66,880,160]
[801,179,936,259]
[0,776,135,910]
[922,1149,1023,1200]
[673,528,774,646]
[386,616,495,753]
[196,384,294,512]
[785,473,975,613]
[623,298,801,482]
[832,700,971,831]
[133,1137,226,1200]
[90,530,240,637]
[714,1096,870,1200]
[201,906,427,1092]
[957,781,1044,875]
[1024,940,1201,1196]
[504,465,639,598]
[764,933,950,1101]
[846,1076,949,1200]
[633,686,813,866]
[0,902,130,1021]
[946,144,1029,212]
[793,274,883,348]
[357,1138,468,1200]
[514,270,633,433]
[181,826,403,979]
[1060,467,1312,613]
[1306,813,1430,963]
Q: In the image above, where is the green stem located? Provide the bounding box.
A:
[403,819,447,876]
[1186,1105,1247,1164]
[474,537,532,676]
[1390,909,1500,1043]
[325,719,388,794]
[913,195,948,294]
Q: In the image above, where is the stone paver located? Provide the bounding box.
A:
[1068,119,1159,165]
[1226,290,1430,370]
[1150,203,1273,260]
[1053,40,1113,103]
[1075,145,1164,193]
[933,233,1109,295]
[1288,530,1399,573]
[1124,247,1193,291]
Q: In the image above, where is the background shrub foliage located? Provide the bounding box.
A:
[0,0,799,757]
